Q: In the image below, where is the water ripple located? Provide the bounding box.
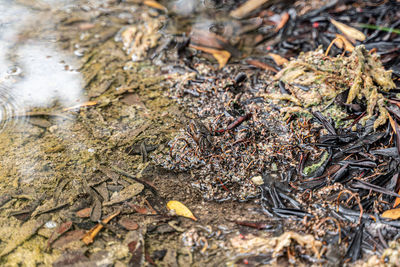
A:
[0,84,25,132]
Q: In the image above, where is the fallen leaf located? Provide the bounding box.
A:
[267,53,288,66]
[143,0,167,11]
[76,207,92,218]
[382,208,400,220]
[190,29,228,50]
[82,211,120,245]
[121,94,147,110]
[166,200,197,221]
[388,112,397,135]
[126,203,149,214]
[119,217,139,231]
[190,44,230,69]
[48,221,73,247]
[90,198,102,222]
[394,189,400,208]
[230,0,271,19]
[52,230,86,249]
[334,34,354,52]
[275,12,289,32]
[128,240,143,266]
[330,18,366,42]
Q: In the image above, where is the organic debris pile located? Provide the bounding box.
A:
[265,45,396,128]
[156,9,400,265]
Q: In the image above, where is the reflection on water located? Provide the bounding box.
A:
[0,0,84,130]
[13,42,83,108]
[0,85,22,131]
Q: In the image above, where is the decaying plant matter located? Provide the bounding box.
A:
[265,45,396,128]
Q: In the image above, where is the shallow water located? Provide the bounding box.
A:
[0,1,186,264]
[0,0,87,128]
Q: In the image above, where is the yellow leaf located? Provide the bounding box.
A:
[212,50,231,69]
[190,44,230,69]
[330,18,366,42]
[167,200,197,221]
[382,208,400,220]
[268,53,288,66]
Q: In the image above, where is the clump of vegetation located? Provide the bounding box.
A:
[265,45,396,128]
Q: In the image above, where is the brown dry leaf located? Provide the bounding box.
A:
[167,200,197,221]
[382,208,400,220]
[48,221,73,247]
[126,203,149,214]
[330,18,366,42]
[230,0,270,19]
[76,207,92,218]
[394,189,400,208]
[190,29,228,50]
[82,211,120,245]
[267,53,288,66]
[51,230,86,249]
[334,34,354,52]
[190,44,230,69]
[119,217,139,231]
[143,0,167,11]
[275,12,289,32]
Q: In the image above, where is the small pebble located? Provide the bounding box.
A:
[45,221,57,229]
[251,175,264,185]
